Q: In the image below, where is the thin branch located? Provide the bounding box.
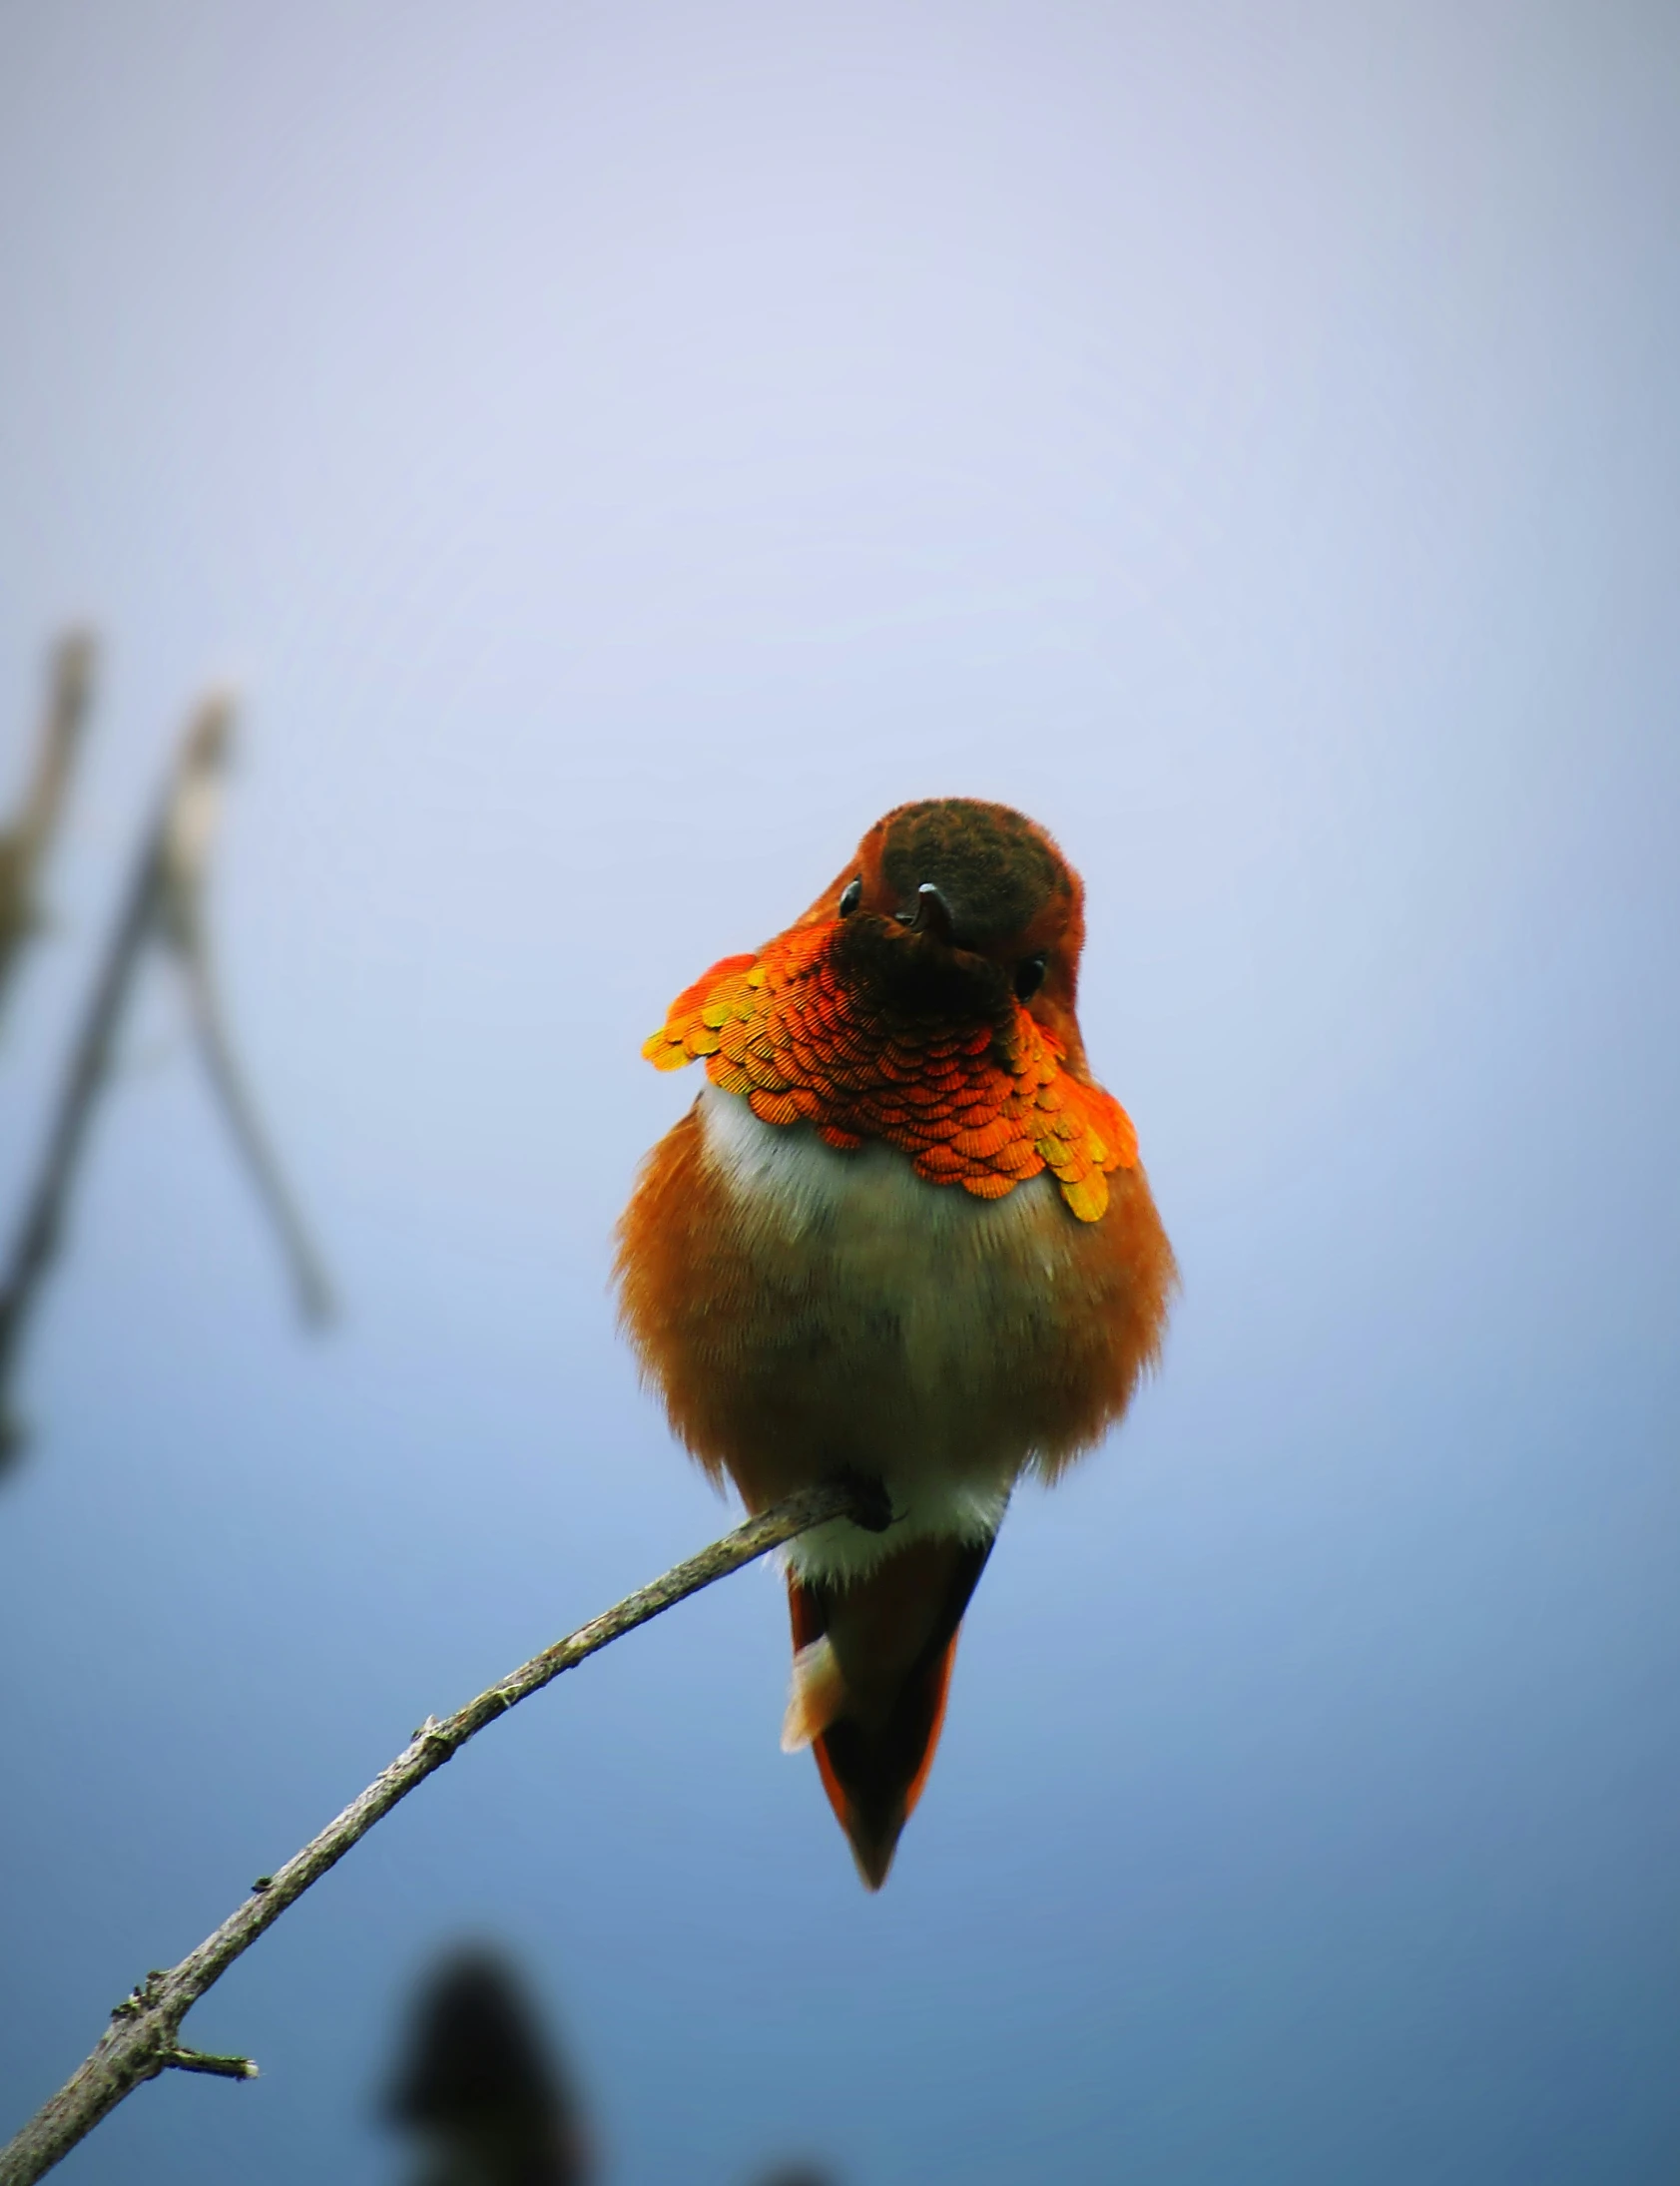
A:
[0,1475,886,2186]
[157,2048,261,2082]
[0,632,96,1021]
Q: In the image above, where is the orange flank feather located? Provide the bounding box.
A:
[615,798,1176,1885]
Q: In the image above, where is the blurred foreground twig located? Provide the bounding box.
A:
[154,707,333,1326]
[0,634,95,1019]
[0,1475,886,2186]
[0,678,329,1455]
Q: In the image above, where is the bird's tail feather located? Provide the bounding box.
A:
[788,1533,994,1889]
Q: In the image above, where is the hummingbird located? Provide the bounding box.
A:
[617,799,1175,1887]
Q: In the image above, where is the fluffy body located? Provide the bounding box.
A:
[619,1084,1173,1582]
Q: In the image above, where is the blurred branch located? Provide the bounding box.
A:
[155,706,333,1326]
[0,686,329,1457]
[389,1948,594,2186]
[0,1475,886,2186]
[0,688,211,1449]
[0,633,96,1021]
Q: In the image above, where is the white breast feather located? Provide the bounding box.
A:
[697,1084,1075,1580]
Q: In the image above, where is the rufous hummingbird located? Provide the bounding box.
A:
[617,799,1175,1887]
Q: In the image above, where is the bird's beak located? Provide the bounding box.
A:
[905,882,956,944]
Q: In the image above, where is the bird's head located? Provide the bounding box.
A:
[645,795,1132,1211]
[800,798,1089,1065]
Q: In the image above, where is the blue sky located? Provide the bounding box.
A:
[1,5,1677,2181]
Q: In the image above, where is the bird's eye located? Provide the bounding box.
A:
[839,876,862,917]
[1014,953,1048,1000]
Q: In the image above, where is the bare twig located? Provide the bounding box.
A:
[156,2048,261,2082]
[0,633,96,1020]
[0,1475,887,2186]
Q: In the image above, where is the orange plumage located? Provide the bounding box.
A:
[617,799,1175,1886]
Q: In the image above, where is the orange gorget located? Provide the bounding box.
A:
[643,919,1137,1222]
